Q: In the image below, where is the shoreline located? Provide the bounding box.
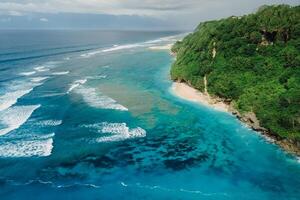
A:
[172,82,230,112]
[171,81,300,156]
[149,44,173,50]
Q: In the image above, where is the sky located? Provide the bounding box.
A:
[0,0,299,30]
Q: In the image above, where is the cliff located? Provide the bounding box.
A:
[170,5,300,155]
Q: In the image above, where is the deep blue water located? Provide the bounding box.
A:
[0,30,299,200]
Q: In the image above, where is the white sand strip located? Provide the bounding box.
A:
[171,82,229,112]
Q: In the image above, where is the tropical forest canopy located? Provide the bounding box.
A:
[171,5,300,140]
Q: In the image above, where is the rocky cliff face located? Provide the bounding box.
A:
[228,104,300,156]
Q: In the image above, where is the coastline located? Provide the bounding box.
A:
[149,44,173,50]
[172,82,230,112]
[171,81,300,156]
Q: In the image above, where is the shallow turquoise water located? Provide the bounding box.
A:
[0,30,299,200]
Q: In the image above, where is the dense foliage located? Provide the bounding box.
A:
[171,5,300,140]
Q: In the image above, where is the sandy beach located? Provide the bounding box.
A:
[172,82,300,156]
[149,43,173,50]
[171,82,230,112]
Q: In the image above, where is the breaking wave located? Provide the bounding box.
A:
[0,89,33,111]
[74,86,128,111]
[39,93,65,98]
[86,75,107,80]
[67,79,87,93]
[80,44,143,58]
[0,105,41,136]
[30,77,49,83]
[35,120,62,127]
[51,71,70,75]
[19,71,36,76]
[0,136,53,157]
[79,35,180,58]
[102,44,143,53]
[0,77,46,111]
[88,122,146,142]
[34,66,50,72]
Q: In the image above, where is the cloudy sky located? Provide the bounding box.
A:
[0,0,299,30]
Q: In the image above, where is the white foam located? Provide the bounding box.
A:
[80,35,180,59]
[0,137,53,157]
[144,39,164,44]
[81,50,102,58]
[144,36,178,44]
[0,81,40,122]
[149,44,172,50]
[120,182,128,187]
[96,122,146,142]
[0,79,43,111]
[36,120,62,127]
[19,71,36,76]
[75,80,88,85]
[34,66,49,72]
[0,89,33,111]
[86,75,107,80]
[34,132,55,139]
[0,105,40,136]
[39,93,65,98]
[75,86,128,111]
[67,79,87,93]
[56,183,101,189]
[52,71,70,75]
[30,77,49,83]
[102,44,142,53]
[80,43,143,58]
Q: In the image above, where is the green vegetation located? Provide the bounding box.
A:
[171,5,300,140]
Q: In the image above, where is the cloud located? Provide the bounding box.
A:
[0,10,23,16]
[40,18,49,22]
[39,17,48,22]
[0,0,298,17]
[119,0,197,11]
[8,10,23,16]
[0,0,200,16]
[0,0,298,29]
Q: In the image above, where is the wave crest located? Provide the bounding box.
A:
[34,66,49,72]
[51,71,70,75]
[67,79,87,93]
[19,71,36,76]
[75,86,128,111]
[0,105,40,136]
[93,122,146,142]
[0,89,33,111]
[0,137,53,157]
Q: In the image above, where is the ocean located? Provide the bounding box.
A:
[0,30,299,200]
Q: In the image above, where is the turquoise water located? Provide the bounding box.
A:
[0,30,299,200]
